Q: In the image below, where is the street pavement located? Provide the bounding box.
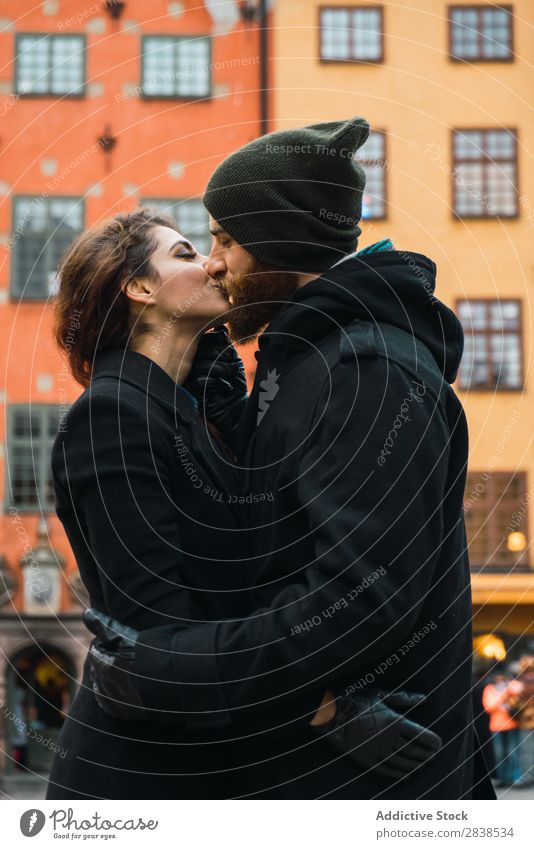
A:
[1,774,533,801]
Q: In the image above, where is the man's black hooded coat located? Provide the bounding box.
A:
[135,250,482,799]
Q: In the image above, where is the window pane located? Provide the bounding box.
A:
[464,472,528,570]
[176,39,210,97]
[481,8,512,58]
[360,164,385,218]
[486,161,517,215]
[11,197,83,299]
[457,299,523,390]
[143,37,176,95]
[455,163,485,215]
[17,35,84,95]
[489,300,520,330]
[357,131,384,162]
[50,36,84,95]
[490,333,521,388]
[140,199,210,255]
[7,407,60,510]
[451,9,480,58]
[458,299,487,329]
[321,9,351,60]
[451,7,512,59]
[454,130,517,217]
[454,131,483,159]
[175,199,210,254]
[353,9,382,60]
[143,36,211,96]
[321,7,381,60]
[13,234,49,298]
[356,132,386,219]
[485,130,515,160]
[16,35,50,94]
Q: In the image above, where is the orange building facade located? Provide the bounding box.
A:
[271,0,534,665]
[0,0,268,786]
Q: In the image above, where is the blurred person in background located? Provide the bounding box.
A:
[513,656,534,787]
[483,666,522,786]
[11,676,30,771]
[472,667,496,779]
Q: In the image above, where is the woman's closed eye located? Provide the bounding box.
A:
[175,248,197,260]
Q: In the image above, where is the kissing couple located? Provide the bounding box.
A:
[46,117,493,800]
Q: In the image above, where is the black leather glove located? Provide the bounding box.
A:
[185,326,248,449]
[82,609,172,724]
[84,609,442,778]
[309,690,442,778]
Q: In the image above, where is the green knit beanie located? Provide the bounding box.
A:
[203,117,370,273]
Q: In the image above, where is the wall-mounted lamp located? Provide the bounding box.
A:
[104,0,126,19]
[507,531,527,553]
[98,124,117,154]
[239,0,262,23]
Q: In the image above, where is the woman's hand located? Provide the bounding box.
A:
[309,690,442,779]
[310,689,337,725]
[185,326,248,448]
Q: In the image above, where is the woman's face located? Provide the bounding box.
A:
[145,225,230,328]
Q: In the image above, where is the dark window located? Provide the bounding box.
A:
[355,130,387,218]
[15,34,85,96]
[464,472,529,570]
[141,198,211,255]
[11,197,84,300]
[6,406,62,511]
[449,5,513,61]
[457,299,522,390]
[452,128,518,217]
[142,36,211,97]
[320,6,383,62]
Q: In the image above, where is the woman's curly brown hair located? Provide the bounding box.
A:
[54,207,179,386]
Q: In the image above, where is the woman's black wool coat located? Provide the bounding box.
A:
[46,349,250,800]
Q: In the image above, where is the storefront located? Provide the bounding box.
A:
[472,572,534,671]
[0,614,89,791]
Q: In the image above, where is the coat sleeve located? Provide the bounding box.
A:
[55,392,231,720]
[54,394,202,629]
[136,357,451,719]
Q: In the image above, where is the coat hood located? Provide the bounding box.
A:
[258,250,464,384]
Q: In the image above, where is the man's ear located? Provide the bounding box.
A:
[122,277,157,305]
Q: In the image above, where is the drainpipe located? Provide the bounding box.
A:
[259,0,268,136]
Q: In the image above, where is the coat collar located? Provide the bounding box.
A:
[255,250,462,383]
[91,349,199,425]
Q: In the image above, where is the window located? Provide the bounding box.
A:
[449,5,513,61]
[6,406,62,511]
[141,198,211,255]
[452,129,518,217]
[142,36,211,97]
[355,130,387,218]
[464,472,529,570]
[11,197,84,300]
[456,299,522,390]
[15,34,85,96]
[320,6,383,62]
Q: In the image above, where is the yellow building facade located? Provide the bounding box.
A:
[271,0,534,659]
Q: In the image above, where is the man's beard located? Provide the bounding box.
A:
[221,260,301,344]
